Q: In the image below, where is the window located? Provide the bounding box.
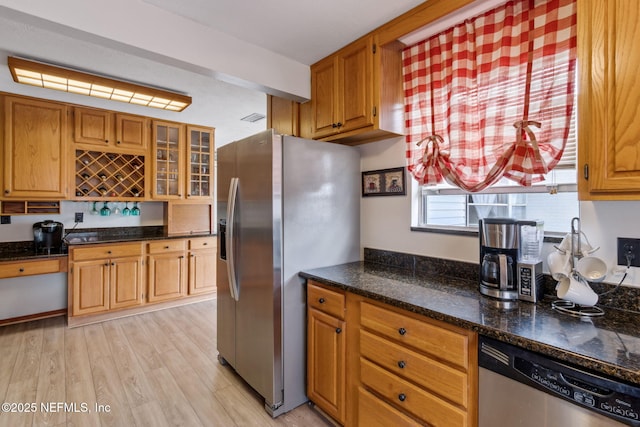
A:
[404,0,578,234]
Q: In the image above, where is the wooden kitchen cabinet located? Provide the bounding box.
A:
[307,281,346,424]
[354,297,478,427]
[310,35,403,145]
[73,107,149,153]
[69,242,144,316]
[147,239,187,302]
[152,120,185,200]
[2,95,69,199]
[267,95,300,136]
[186,126,214,199]
[578,0,640,199]
[188,237,216,295]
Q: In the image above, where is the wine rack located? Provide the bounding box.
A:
[75,150,145,199]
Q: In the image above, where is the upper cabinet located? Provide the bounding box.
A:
[152,120,185,200]
[186,126,214,200]
[73,107,148,153]
[578,0,640,200]
[310,35,404,145]
[3,95,69,199]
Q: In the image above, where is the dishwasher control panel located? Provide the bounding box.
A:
[480,336,640,426]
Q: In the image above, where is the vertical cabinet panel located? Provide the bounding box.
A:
[152,121,184,200]
[186,126,214,199]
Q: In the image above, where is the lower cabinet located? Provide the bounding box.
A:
[68,237,216,325]
[188,237,217,295]
[70,243,143,316]
[307,281,346,424]
[147,239,187,303]
[306,279,478,427]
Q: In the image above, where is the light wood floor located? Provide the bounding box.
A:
[0,300,332,427]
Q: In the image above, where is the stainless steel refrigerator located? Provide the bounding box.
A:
[216,129,360,417]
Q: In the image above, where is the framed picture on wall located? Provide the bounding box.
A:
[362,167,406,197]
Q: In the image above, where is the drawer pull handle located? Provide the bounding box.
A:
[164,246,170,249]
[335,327,342,334]
[203,242,208,246]
[398,327,407,336]
[19,268,24,273]
[107,251,112,254]
[398,393,406,402]
[318,298,325,304]
[397,360,406,369]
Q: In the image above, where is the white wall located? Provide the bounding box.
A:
[358,137,640,288]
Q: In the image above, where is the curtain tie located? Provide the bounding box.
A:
[513,120,548,173]
[417,134,443,164]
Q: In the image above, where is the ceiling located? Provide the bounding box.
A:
[0,0,425,146]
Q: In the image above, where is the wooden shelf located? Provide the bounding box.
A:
[74,150,145,200]
[1,201,61,215]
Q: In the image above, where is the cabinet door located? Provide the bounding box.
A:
[71,259,110,316]
[579,0,640,197]
[147,252,186,302]
[74,107,112,146]
[188,248,216,295]
[311,56,338,138]
[3,96,68,198]
[115,114,148,151]
[110,256,143,310]
[186,126,214,199]
[338,37,373,133]
[307,308,346,424]
[152,121,184,200]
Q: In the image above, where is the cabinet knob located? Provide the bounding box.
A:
[335,327,342,334]
[4,190,9,194]
[336,122,343,128]
[203,242,208,246]
[398,393,406,402]
[104,263,109,267]
[398,327,407,336]
[178,194,182,197]
[318,298,325,304]
[179,255,184,259]
[105,140,109,143]
[116,141,121,144]
[19,268,24,273]
[107,250,112,254]
[397,360,406,369]
[111,262,115,266]
[164,246,170,249]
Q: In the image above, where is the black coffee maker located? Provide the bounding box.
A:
[479,218,519,300]
[33,220,64,255]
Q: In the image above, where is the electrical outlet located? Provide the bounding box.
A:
[74,212,84,223]
[617,237,640,267]
[0,216,10,224]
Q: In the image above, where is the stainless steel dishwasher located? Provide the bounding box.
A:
[479,335,640,426]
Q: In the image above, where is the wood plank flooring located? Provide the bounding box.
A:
[0,300,332,427]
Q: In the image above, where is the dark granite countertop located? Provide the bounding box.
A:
[0,226,216,262]
[300,261,640,386]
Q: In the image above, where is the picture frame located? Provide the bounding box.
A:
[362,167,406,197]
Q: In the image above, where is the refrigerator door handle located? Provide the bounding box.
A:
[226,177,240,301]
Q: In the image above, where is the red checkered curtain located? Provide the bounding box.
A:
[403,0,576,192]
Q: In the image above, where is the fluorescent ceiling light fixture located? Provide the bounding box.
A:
[7,56,192,112]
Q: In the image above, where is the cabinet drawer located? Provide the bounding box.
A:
[189,236,216,250]
[361,358,467,427]
[148,239,187,254]
[358,387,422,427]
[360,301,469,370]
[71,243,143,261]
[0,259,63,279]
[307,281,345,319]
[360,329,468,407]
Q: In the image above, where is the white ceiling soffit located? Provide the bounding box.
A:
[141,0,425,65]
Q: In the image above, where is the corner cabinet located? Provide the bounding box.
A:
[310,36,404,145]
[578,0,640,199]
[2,96,69,199]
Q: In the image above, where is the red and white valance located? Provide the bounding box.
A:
[403,0,576,192]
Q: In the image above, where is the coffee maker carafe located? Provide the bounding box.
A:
[33,220,64,255]
[479,218,520,300]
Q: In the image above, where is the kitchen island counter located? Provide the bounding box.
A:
[300,261,640,386]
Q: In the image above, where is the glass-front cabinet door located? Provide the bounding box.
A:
[186,126,214,199]
[152,121,184,199]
